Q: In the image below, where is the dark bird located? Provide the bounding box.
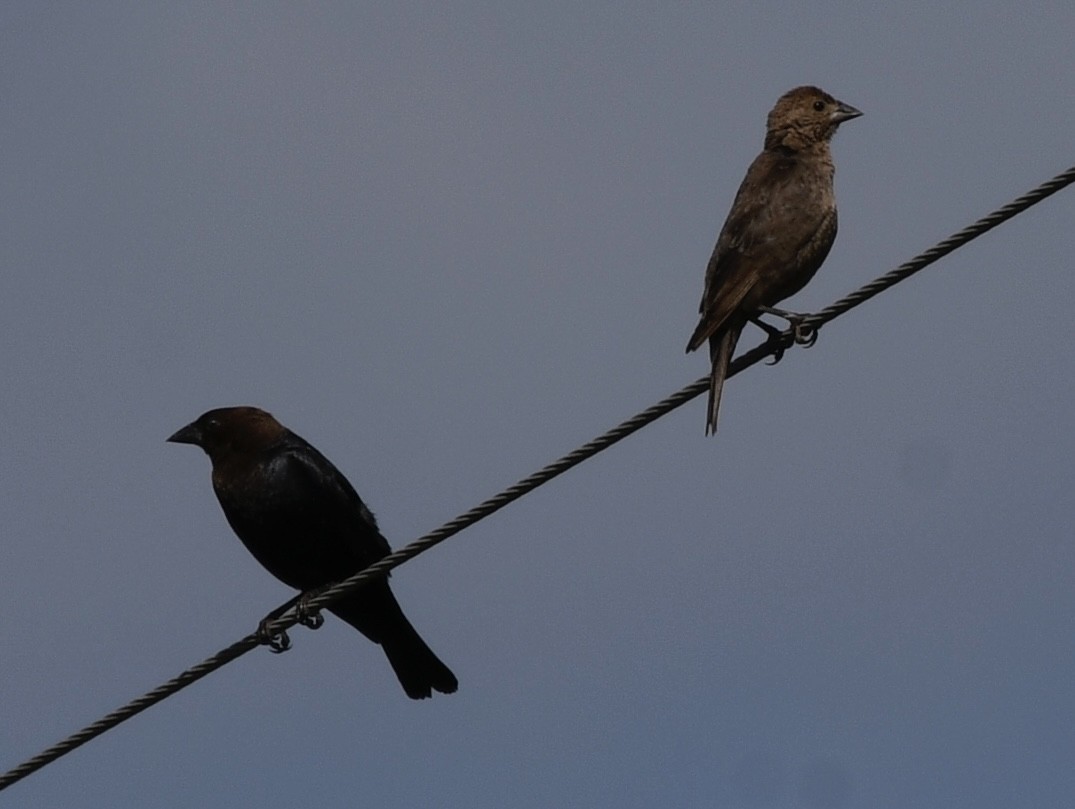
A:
[168,406,457,699]
[686,85,862,434]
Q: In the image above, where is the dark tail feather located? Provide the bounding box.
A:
[705,322,743,435]
[379,620,458,700]
[330,587,458,700]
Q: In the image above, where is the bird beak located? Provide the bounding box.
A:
[166,422,202,446]
[831,101,863,124]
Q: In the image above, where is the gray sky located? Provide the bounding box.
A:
[3,3,1073,807]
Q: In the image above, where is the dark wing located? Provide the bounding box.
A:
[226,437,391,591]
[687,151,788,352]
[272,439,391,554]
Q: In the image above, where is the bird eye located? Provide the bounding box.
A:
[812,100,826,112]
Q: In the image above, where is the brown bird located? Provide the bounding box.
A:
[686,85,862,434]
[168,406,458,699]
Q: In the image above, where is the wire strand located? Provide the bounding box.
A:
[805,165,1075,329]
[1,164,1071,794]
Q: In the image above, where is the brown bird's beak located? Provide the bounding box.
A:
[831,101,863,124]
[166,422,203,446]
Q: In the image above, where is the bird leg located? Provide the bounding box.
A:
[256,595,302,653]
[748,315,792,365]
[256,621,292,653]
[756,306,819,348]
[262,629,291,653]
[294,586,328,631]
[254,587,328,653]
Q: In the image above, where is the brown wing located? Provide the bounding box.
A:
[687,151,790,352]
[687,149,839,352]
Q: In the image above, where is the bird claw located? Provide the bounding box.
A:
[750,315,792,365]
[294,587,327,631]
[253,586,327,654]
[756,307,819,350]
[764,338,788,365]
[256,619,292,654]
[791,320,819,347]
[299,611,325,631]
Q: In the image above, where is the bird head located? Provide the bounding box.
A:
[764,86,862,152]
[167,406,287,462]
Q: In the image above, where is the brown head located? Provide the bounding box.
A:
[764,86,862,152]
[167,406,288,463]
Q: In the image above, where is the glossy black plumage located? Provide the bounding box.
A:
[168,406,457,699]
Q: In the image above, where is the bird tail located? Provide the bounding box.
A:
[330,586,458,700]
[379,618,458,700]
[705,321,743,435]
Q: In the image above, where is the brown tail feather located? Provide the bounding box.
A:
[705,321,743,435]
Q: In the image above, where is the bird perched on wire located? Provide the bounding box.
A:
[168,406,458,699]
[686,85,862,434]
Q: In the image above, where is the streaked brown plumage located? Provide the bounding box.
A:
[686,86,862,434]
[168,406,457,699]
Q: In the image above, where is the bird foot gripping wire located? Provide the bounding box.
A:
[753,307,819,362]
[790,318,818,347]
[256,619,292,654]
[293,587,327,631]
[253,586,327,654]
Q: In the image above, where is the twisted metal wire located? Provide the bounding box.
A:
[804,165,1075,329]
[0,638,260,791]
[2,165,1071,794]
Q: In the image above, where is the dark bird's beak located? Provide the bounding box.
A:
[167,422,202,446]
[831,101,863,124]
